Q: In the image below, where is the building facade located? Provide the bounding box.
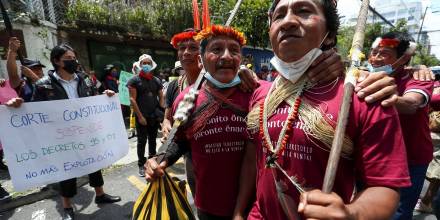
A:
[342,0,430,49]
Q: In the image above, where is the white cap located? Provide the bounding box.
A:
[138,54,157,71]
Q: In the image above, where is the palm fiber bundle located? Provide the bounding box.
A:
[132,172,195,220]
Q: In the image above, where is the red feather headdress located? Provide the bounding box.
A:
[194,25,247,46]
[170,31,198,49]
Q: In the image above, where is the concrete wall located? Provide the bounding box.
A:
[57,30,90,72]
[0,19,58,79]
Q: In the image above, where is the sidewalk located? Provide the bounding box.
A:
[0,130,174,213]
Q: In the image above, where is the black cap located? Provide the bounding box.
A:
[23,58,46,68]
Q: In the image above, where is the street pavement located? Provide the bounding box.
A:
[0,133,438,219]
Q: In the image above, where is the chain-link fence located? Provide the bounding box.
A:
[22,0,68,24]
[1,0,68,24]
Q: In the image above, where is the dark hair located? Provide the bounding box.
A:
[268,0,340,50]
[50,43,75,70]
[381,32,413,58]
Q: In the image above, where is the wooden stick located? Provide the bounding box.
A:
[0,0,24,65]
[225,0,244,27]
[322,0,370,194]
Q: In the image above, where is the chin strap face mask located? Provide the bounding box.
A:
[270,32,329,84]
[368,39,417,75]
[204,72,241,89]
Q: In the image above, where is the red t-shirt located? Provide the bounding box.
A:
[248,79,411,220]
[395,72,434,165]
[172,85,251,216]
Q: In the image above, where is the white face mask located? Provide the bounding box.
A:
[271,32,329,84]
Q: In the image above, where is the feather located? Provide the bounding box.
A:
[272,169,301,220]
[202,0,211,29]
[192,0,200,30]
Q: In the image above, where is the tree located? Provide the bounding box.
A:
[209,0,271,48]
[413,45,440,66]
[389,19,409,34]
[336,23,383,60]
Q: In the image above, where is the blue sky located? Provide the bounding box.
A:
[338,0,440,60]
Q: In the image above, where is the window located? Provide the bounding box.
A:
[398,9,406,15]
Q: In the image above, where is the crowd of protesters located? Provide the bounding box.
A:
[2,0,440,219]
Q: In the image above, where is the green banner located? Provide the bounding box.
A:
[118,71,133,106]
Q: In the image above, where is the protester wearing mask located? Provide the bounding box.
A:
[103,64,119,92]
[146,25,255,219]
[366,32,434,220]
[127,54,165,177]
[245,1,410,219]
[28,44,121,220]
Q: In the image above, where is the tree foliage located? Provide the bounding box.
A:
[65,0,272,46]
[337,19,440,66]
[209,0,271,47]
[65,0,193,39]
[336,23,383,60]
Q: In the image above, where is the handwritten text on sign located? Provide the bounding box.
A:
[0,95,129,191]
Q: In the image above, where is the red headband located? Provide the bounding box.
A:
[379,38,400,48]
[194,25,247,46]
[170,31,198,49]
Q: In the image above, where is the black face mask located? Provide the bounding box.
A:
[62,60,79,74]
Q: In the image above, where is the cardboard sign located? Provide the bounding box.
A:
[0,95,129,191]
[118,71,133,106]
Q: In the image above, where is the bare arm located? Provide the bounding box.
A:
[158,90,165,109]
[129,87,146,125]
[6,37,21,89]
[232,141,256,219]
[21,66,40,83]
[162,108,172,140]
[298,187,399,220]
[395,92,425,114]
[346,187,399,220]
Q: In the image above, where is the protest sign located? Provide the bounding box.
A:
[118,71,133,106]
[0,95,129,191]
[0,80,18,104]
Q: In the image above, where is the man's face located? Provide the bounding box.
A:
[203,36,241,83]
[368,47,398,68]
[269,0,328,62]
[177,39,200,70]
[140,58,152,66]
[31,67,44,78]
[56,50,76,68]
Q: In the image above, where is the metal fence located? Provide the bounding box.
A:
[24,0,68,24]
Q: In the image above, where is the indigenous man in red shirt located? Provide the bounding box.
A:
[161,27,349,199]
[245,0,411,219]
[367,32,434,220]
[148,25,255,219]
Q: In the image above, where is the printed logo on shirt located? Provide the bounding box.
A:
[204,141,244,154]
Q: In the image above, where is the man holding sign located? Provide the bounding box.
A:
[5,44,122,220]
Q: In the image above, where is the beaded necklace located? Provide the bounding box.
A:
[259,78,307,161]
[178,74,188,92]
